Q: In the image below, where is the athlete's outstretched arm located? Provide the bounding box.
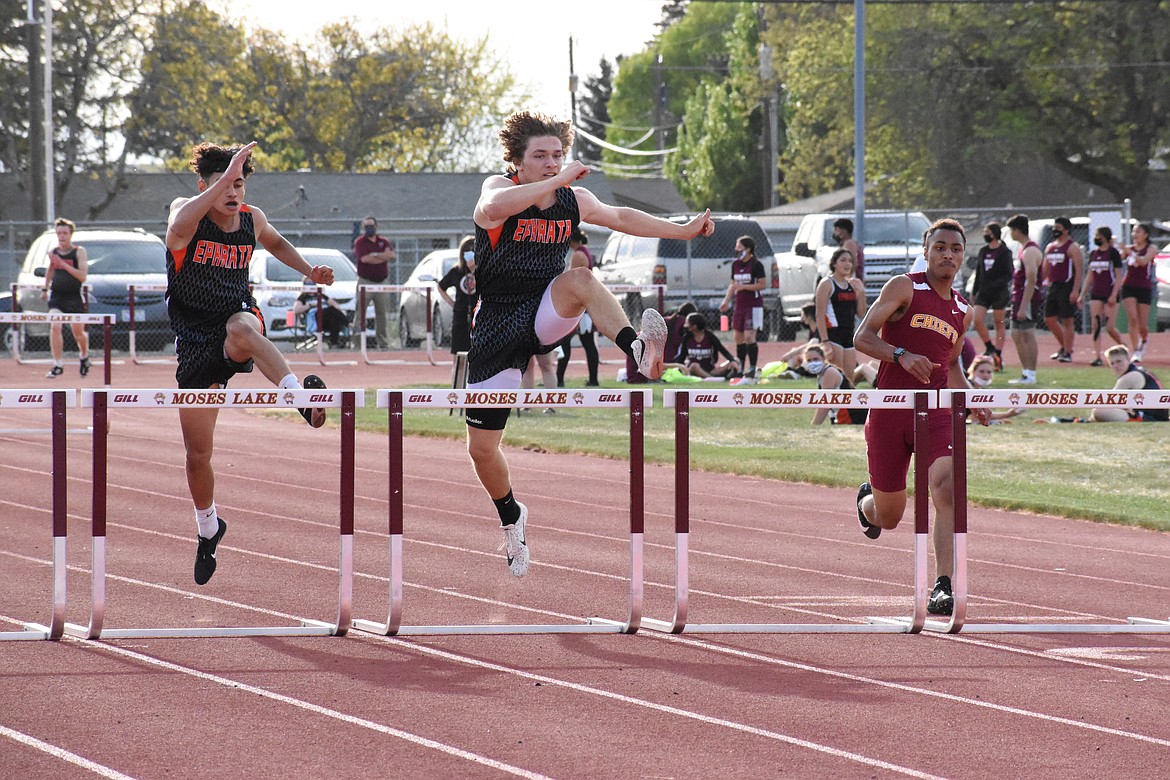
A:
[474,161,589,229]
[575,188,714,240]
[252,206,333,286]
[854,275,937,384]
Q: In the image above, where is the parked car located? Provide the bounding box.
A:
[594,216,817,340]
[15,228,170,350]
[785,211,931,302]
[248,247,369,339]
[399,248,458,348]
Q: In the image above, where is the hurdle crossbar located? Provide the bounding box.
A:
[0,390,73,640]
[351,387,648,636]
[126,284,173,365]
[67,387,361,640]
[642,388,932,635]
[930,388,1170,634]
[357,285,438,366]
[0,311,115,384]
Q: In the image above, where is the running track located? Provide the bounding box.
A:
[1,340,1168,779]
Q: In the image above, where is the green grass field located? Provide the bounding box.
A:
[352,366,1170,532]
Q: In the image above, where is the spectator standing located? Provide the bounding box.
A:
[1120,223,1157,361]
[832,217,865,281]
[813,248,867,386]
[41,217,91,378]
[1006,214,1044,385]
[353,215,396,349]
[556,229,601,386]
[718,236,766,382]
[1076,226,1125,366]
[970,221,1013,370]
[1041,216,1084,363]
[437,235,478,354]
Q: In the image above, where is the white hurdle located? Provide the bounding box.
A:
[357,284,437,366]
[69,387,363,640]
[646,387,936,634]
[126,284,173,365]
[351,387,649,636]
[0,390,74,641]
[250,283,357,367]
[936,388,1170,634]
[0,311,115,384]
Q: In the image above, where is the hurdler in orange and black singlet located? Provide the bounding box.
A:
[467,174,579,385]
[166,206,264,388]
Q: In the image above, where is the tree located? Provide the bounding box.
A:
[575,57,613,167]
[665,4,763,211]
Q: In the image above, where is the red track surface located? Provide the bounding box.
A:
[2,335,1169,779]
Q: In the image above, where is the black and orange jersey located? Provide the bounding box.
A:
[473,179,579,307]
[167,208,257,329]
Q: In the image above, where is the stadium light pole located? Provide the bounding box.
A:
[853,0,865,246]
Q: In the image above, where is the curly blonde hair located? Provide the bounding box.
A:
[498,111,573,172]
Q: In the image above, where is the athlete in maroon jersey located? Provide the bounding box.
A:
[1075,226,1125,366]
[1006,214,1044,384]
[1120,223,1157,360]
[718,235,766,381]
[166,141,335,586]
[469,111,715,576]
[853,218,989,616]
[1041,217,1084,362]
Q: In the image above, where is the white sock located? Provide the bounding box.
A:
[195,503,218,539]
[53,360,63,368]
[278,373,301,390]
[1024,369,1036,380]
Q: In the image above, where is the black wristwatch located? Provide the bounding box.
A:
[892,347,907,365]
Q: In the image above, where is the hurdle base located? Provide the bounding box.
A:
[4,625,51,640]
[1128,617,1170,626]
[642,616,911,634]
[71,624,338,640]
[951,621,1170,634]
[351,618,625,636]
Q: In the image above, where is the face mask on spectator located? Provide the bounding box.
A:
[805,359,825,374]
[364,225,376,238]
[971,374,992,387]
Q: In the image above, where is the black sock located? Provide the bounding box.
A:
[615,327,638,358]
[493,490,521,525]
[736,343,748,365]
[984,341,995,352]
[747,343,759,371]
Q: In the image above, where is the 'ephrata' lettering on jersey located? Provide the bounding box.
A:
[511,219,573,244]
[909,313,959,344]
[190,240,254,269]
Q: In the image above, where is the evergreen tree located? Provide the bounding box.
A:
[575,58,613,166]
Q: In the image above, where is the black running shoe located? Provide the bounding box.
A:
[856,482,881,539]
[194,517,227,585]
[927,575,954,616]
[298,374,327,428]
[46,365,63,378]
[79,357,91,377]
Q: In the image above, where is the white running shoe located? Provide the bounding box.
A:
[499,502,529,577]
[631,309,668,380]
[1134,339,1147,362]
[1008,374,1036,385]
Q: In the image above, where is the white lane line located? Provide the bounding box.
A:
[0,724,138,780]
[0,616,550,780]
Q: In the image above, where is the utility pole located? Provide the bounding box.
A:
[853,0,865,245]
[654,53,665,151]
[27,0,45,224]
[568,36,578,159]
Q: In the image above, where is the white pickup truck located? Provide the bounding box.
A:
[783,212,931,301]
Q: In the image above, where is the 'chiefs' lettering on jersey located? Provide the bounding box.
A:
[511,219,573,244]
[876,272,968,391]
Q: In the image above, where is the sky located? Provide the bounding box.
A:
[228,0,668,117]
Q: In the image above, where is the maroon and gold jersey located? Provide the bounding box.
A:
[875,272,967,391]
